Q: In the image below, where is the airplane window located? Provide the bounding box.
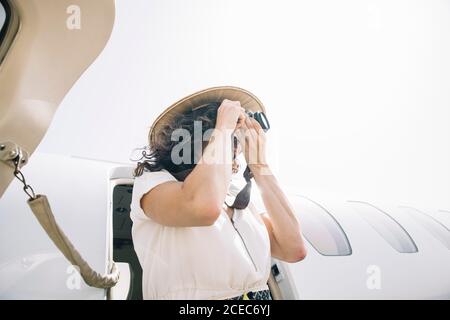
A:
[0,0,14,64]
[400,207,450,250]
[0,2,6,39]
[349,201,418,253]
[290,195,352,256]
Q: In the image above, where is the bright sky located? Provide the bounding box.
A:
[37,0,450,210]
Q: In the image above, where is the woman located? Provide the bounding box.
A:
[130,86,307,300]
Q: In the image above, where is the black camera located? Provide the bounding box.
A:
[246,111,270,132]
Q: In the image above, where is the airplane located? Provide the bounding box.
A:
[0,0,449,300]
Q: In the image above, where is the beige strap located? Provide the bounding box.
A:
[27,194,119,289]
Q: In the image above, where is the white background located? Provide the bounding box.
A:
[36,0,450,209]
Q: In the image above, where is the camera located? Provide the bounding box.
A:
[246,111,270,132]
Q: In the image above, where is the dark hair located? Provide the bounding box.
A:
[133,102,219,180]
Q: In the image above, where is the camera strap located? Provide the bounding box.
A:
[226,165,253,210]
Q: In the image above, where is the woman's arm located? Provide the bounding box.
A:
[140,99,246,227]
[237,116,307,262]
[252,165,307,262]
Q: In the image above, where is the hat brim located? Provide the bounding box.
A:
[149,86,266,146]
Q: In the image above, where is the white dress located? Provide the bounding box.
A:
[129,169,272,300]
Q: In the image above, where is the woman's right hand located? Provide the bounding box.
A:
[215,99,246,131]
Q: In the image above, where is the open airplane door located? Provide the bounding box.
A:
[0,0,117,299]
[0,0,115,196]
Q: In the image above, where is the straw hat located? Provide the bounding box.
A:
[148,86,266,146]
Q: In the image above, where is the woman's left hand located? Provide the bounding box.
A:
[234,115,268,171]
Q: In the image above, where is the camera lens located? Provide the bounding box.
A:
[244,110,270,131]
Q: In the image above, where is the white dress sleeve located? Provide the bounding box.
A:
[130,169,178,221]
